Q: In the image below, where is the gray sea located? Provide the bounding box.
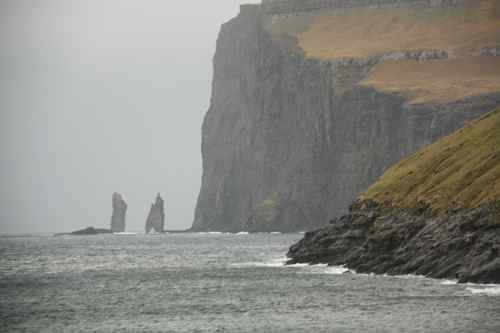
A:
[1,233,499,333]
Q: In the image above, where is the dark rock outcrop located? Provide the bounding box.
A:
[145,193,165,234]
[480,46,500,56]
[110,193,127,233]
[55,227,112,236]
[287,199,500,283]
[192,2,498,232]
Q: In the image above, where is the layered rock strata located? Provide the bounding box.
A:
[287,200,500,283]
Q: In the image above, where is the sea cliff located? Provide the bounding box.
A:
[193,0,500,232]
[288,109,500,283]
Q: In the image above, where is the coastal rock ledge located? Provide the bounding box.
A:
[287,199,500,284]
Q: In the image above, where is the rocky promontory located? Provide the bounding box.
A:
[288,200,500,283]
[288,109,500,283]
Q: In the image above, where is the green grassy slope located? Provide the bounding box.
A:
[362,108,500,209]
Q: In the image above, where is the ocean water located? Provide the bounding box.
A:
[1,233,499,333]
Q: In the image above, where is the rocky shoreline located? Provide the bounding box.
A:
[287,199,500,284]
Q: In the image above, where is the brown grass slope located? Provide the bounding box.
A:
[363,108,500,210]
[296,1,500,60]
[268,0,500,103]
[360,56,500,104]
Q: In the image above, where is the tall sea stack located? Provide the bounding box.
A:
[110,192,127,233]
[145,193,165,234]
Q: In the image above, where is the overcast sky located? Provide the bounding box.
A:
[0,0,259,234]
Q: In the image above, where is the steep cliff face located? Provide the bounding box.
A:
[193,0,500,232]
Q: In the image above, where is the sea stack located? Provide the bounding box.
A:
[145,193,165,234]
[110,192,127,233]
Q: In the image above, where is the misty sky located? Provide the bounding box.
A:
[0,0,259,233]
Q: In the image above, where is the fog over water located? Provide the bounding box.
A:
[0,0,259,233]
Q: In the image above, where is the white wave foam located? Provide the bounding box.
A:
[231,258,337,268]
[269,232,281,235]
[323,266,350,275]
[236,232,249,235]
[195,232,228,235]
[300,264,349,275]
[466,286,500,296]
[231,258,350,275]
[231,257,287,268]
[441,279,458,285]
[286,263,311,268]
[393,274,427,280]
[113,232,137,236]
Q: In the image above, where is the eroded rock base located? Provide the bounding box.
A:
[287,200,500,283]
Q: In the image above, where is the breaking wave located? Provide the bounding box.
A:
[465,285,500,296]
[441,280,458,285]
[231,258,349,274]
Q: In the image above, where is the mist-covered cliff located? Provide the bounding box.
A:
[192,0,500,232]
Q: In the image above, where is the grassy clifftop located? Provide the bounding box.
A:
[363,108,500,209]
[266,0,500,103]
[360,56,500,104]
[295,2,500,60]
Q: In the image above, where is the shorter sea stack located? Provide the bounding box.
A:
[145,193,165,234]
[288,109,500,283]
[111,193,127,233]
